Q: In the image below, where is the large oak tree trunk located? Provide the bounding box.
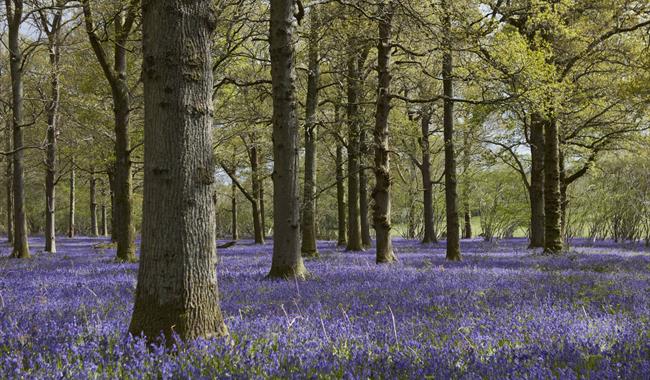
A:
[420,111,437,244]
[130,0,228,341]
[529,114,545,248]
[442,1,460,261]
[7,0,31,258]
[300,6,320,257]
[372,1,396,264]
[543,118,563,253]
[267,0,307,279]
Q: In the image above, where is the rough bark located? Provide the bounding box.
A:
[345,38,364,252]
[300,6,320,257]
[336,142,347,247]
[543,118,563,253]
[6,0,31,258]
[90,171,99,236]
[420,110,437,243]
[267,0,307,279]
[129,0,228,341]
[372,1,396,264]
[442,1,460,261]
[529,114,545,248]
[82,0,136,261]
[68,164,75,238]
[359,128,372,248]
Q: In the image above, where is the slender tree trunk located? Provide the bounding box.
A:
[250,143,264,244]
[108,170,117,242]
[461,130,472,240]
[268,0,307,279]
[101,203,108,236]
[68,164,75,238]
[231,181,238,241]
[4,124,13,243]
[442,1,460,261]
[372,1,396,264]
[336,142,347,247]
[44,41,60,252]
[559,149,568,239]
[7,0,30,258]
[529,114,545,248]
[90,171,99,236]
[543,118,563,253]
[346,40,363,252]
[300,6,320,257]
[359,128,372,248]
[260,177,266,237]
[420,110,437,243]
[130,0,228,341]
[463,208,472,239]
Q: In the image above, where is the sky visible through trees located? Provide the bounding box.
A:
[1,0,650,377]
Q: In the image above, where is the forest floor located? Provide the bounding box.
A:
[0,237,649,379]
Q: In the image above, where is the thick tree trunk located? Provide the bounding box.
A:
[543,118,563,253]
[4,124,12,243]
[230,181,238,241]
[130,0,228,341]
[372,1,396,264]
[442,2,460,261]
[346,40,363,252]
[529,114,545,248]
[420,110,437,243]
[68,165,75,238]
[267,0,307,279]
[336,142,347,247]
[7,1,31,258]
[359,128,372,248]
[250,143,264,244]
[300,6,320,257]
[90,171,99,236]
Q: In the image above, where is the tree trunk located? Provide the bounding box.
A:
[543,118,563,253]
[82,1,136,261]
[7,0,31,258]
[359,128,372,248]
[336,142,347,247]
[300,6,320,257]
[108,170,117,242]
[463,208,472,239]
[442,1,460,261]
[250,142,264,244]
[529,114,545,248]
[4,124,13,243]
[420,110,437,243]
[231,181,238,241]
[372,1,396,264]
[101,203,108,236]
[68,164,75,238]
[90,171,99,236]
[260,177,266,237]
[44,32,61,253]
[267,0,307,279]
[346,40,363,252]
[130,0,228,341]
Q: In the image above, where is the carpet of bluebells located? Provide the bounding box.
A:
[1,236,649,379]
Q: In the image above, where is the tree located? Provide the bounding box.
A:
[130,0,228,341]
[300,5,321,258]
[82,0,138,261]
[5,0,31,258]
[267,0,307,279]
[372,0,397,264]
